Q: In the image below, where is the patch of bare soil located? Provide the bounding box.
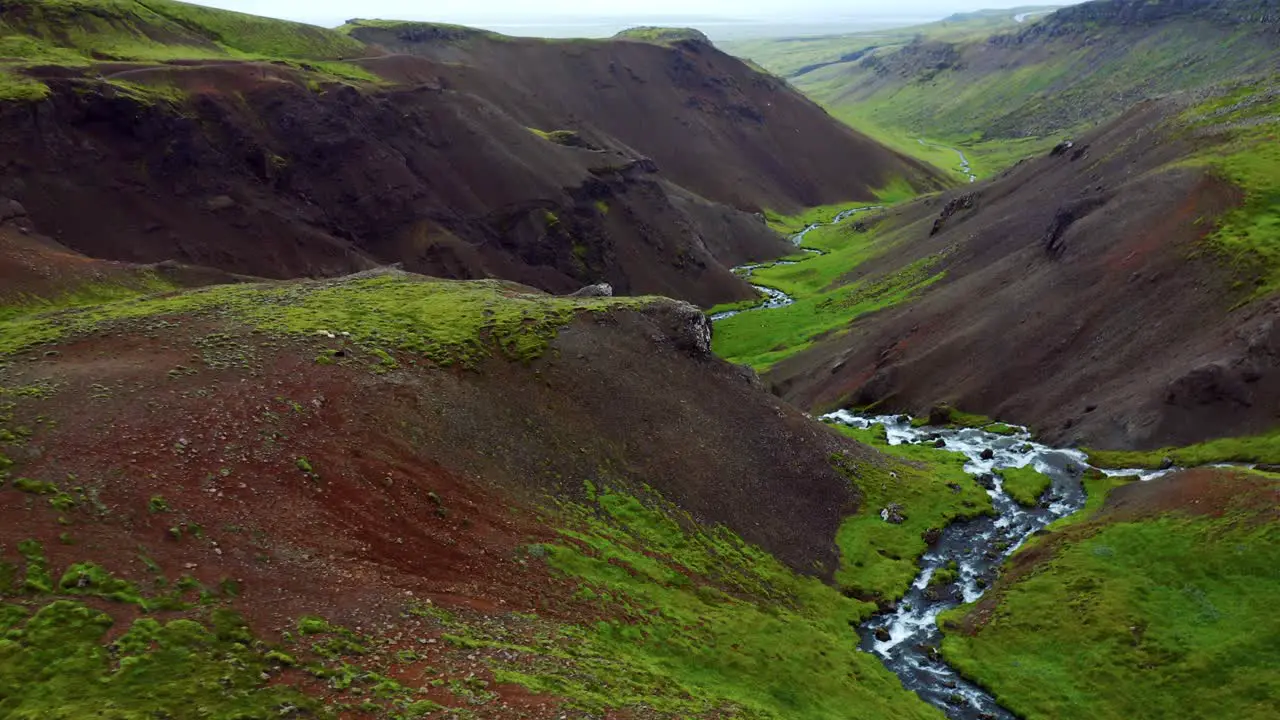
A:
[771,97,1280,450]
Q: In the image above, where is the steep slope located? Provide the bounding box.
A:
[0,205,967,718]
[0,2,945,309]
[731,80,1280,451]
[342,20,949,211]
[732,0,1280,176]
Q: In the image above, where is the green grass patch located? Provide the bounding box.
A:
[1178,83,1280,297]
[491,485,944,719]
[0,273,656,366]
[0,273,178,323]
[998,466,1052,507]
[1086,426,1280,470]
[938,475,1280,720]
[761,201,880,235]
[831,425,993,600]
[984,423,1020,436]
[712,255,944,370]
[0,600,321,717]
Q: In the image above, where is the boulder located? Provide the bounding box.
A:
[980,448,995,460]
[874,627,891,642]
[569,283,613,298]
[880,503,906,524]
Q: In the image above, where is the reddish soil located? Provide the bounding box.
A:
[0,279,877,714]
[771,98,1280,450]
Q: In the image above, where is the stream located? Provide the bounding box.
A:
[916,139,977,183]
[820,412,1176,719]
[710,206,882,321]
[705,200,1228,718]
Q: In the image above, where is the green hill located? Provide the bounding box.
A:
[727,0,1280,176]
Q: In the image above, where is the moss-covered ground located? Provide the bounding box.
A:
[998,466,1053,507]
[430,483,944,719]
[830,424,993,601]
[0,273,655,367]
[1086,426,1280,469]
[938,472,1280,720]
[0,0,378,102]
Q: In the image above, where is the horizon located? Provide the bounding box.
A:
[183,1,1077,38]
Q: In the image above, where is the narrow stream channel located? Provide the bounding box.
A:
[820,413,1173,719]
[710,206,882,321]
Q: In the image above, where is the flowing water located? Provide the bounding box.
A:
[820,412,1176,719]
[709,206,882,321]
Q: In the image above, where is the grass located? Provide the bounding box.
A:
[0,0,377,100]
[998,466,1052,507]
[1178,81,1280,298]
[483,484,945,719]
[761,201,882,235]
[830,425,993,600]
[0,273,657,367]
[612,27,709,45]
[938,473,1280,720]
[0,274,179,323]
[1086,426,1280,470]
[713,259,943,371]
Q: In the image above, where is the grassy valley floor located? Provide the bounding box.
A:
[938,468,1280,719]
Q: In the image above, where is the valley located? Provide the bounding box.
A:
[0,0,1278,719]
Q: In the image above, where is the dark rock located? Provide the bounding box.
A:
[933,438,947,449]
[569,282,613,297]
[1050,140,1075,156]
[204,195,236,212]
[1255,464,1280,473]
[946,693,967,706]
[980,448,995,460]
[0,197,27,223]
[1158,456,1175,470]
[874,627,891,642]
[1085,404,1097,413]
[975,474,996,490]
[947,482,963,493]
[922,527,942,545]
[880,503,906,524]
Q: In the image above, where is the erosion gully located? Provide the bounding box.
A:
[708,211,1177,719]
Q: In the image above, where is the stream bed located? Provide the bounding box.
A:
[710,206,882,321]
[821,412,1171,719]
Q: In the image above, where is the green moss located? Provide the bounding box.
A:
[147,495,169,514]
[1086,426,1280,469]
[487,486,943,718]
[58,563,145,605]
[984,423,1019,436]
[830,426,993,600]
[713,254,945,371]
[0,274,655,367]
[0,599,319,717]
[12,477,58,495]
[17,539,52,594]
[613,27,710,45]
[938,475,1280,720]
[998,466,1053,507]
[0,68,50,102]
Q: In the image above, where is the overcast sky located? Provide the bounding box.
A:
[191,1,1066,27]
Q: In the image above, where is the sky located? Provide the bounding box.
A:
[191,1,1069,35]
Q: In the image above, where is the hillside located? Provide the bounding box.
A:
[342,19,947,211]
[729,0,1280,177]
[718,78,1280,452]
[0,200,1003,718]
[0,2,945,309]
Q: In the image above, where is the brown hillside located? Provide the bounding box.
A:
[769,98,1280,449]
[1,61,788,307]
[345,23,949,211]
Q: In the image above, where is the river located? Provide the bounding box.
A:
[821,412,1173,719]
[706,210,1194,718]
